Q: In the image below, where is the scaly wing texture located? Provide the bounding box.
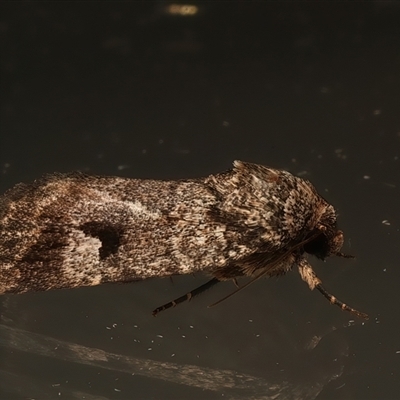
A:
[0,162,331,294]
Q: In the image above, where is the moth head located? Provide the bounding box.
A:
[303,204,351,260]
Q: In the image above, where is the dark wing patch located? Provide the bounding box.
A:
[80,221,123,260]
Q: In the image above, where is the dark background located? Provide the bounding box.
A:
[0,2,399,399]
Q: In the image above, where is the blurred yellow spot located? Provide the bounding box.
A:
[167,4,198,16]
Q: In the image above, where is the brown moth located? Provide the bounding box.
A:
[0,161,367,319]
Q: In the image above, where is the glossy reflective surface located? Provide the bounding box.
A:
[1,3,399,399]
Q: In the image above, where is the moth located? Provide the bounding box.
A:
[0,161,367,319]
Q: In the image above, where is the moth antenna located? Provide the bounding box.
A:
[335,252,355,259]
[209,233,321,309]
[208,269,268,308]
[152,277,220,316]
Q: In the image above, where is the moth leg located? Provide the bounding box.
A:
[152,278,220,316]
[298,259,368,320]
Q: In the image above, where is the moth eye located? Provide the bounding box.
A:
[303,233,330,260]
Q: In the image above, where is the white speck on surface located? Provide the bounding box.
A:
[382,220,391,226]
[2,162,10,174]
[334,148,348,160]
[296,170,308,177]
[363,175,370,180]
